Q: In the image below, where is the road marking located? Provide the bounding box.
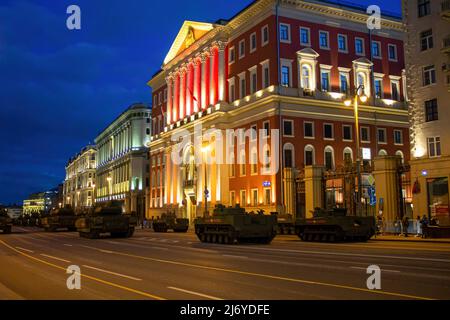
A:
[100,249,113,254]
[84,244,435,300]
[63,244,73,247]
[168,286,223,300]
[0,240,164,300]
[350,266,400,273]
[82,265,142,281]
[15,247,34,253]
[40,254,71,263]
[222,254,249,259]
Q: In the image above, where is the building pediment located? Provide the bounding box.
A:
[163,21,216,65]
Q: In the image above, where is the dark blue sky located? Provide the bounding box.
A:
[0,0,401,204]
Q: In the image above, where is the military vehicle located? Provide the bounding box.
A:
[295,207,376,242]
[275,213,295,235]
[75,201,137,239]
[194,204,277,244]
[152,212,189,233]
[41,206,77,232]
[0,207,12,234]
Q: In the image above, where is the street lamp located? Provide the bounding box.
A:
[201,142,210,217]
[344,85,368,216]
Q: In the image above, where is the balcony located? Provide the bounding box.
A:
[442,36,450,54]
[442,0,450,21]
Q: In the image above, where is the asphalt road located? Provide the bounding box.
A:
[0,226,449,300]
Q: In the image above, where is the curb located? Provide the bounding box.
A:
[371,237,450,244]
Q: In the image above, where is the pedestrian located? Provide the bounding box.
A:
[420,215,428,239]
[415,216,422,237]
[402,216,409,237]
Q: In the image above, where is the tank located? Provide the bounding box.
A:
[0,207,12,234]
[152,212,189,233]
[275,213,295,235]
[75,201,137,239]
[194,205,277,244]
[41,206,77,232]
[295,207,376,242]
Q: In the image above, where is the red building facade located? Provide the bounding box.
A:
[147,0,409,221]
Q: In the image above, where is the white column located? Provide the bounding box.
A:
[201,52,208,109]
[193,58,200,113]
[209,46,215,105]
[166,75,173,124]
[217,41,227,102]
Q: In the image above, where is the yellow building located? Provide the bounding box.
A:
[403,0,450,226]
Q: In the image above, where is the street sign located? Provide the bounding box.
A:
[368,186,376,206]
[367,174,375,186]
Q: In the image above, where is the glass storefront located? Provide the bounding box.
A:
[427,177,450,225]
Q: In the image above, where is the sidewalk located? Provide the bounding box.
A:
[372,234,450,243]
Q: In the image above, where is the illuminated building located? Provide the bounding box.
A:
[148,0,410,222]
[23,189,60,215]
[95,103,151,221]
[63,145,97,212]
[404,0,450,225]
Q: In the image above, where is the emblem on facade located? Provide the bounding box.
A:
[185,27,196,49]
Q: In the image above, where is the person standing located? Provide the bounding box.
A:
[402,216,410,237]
[415,216,422,237]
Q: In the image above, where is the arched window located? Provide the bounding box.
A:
[324,146,335,171]
[378,149,388,156]
[343,147,353,163]
[283,143,295,168]
[301,65,311,89]
[396,150,404,163]
[304,145,315,166]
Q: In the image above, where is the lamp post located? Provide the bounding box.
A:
[344,85,368,216]
[201,142,210,217]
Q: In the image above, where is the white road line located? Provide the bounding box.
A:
[15,247,34,253]
[168,286,223,300]
[63,244,73,247]
[222,254,249,259]
[40,254,71,263]
[82,265,142,281]
[149,246,169,251]
[99,249,113,254]
[350,266,400,273]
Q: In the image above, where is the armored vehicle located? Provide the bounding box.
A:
[41,206,77,232]
[152,212,189,233]
[275,213,295,235]
[75,201,137,239]
[295,207,376,242]
[0,207,12,234]
[194,205,277,244]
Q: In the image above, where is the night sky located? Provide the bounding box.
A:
[0,0,401,204]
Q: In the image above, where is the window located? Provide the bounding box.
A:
[391,81,400,101]
[301,65,311,89]
[321,70,330,92]
[304,122,314,138]
[300,27,310,45]
[240,76,246,98]
[228,78,236,102]
[240,151,247,176]
[252,189,258,206]
[324,147,334,170]
[264,188,271,205]
[428,137,441,157]
[343,125,352,141]
[338,34,348,52]
[420,30,433,51]
[374,78,383,99]
[388,44,397,61]
[319,31,329,49]
[304,145,315,166]
[281,66,290,87]
[343,148,353,163]
[250,33,257,53]
[423,65,436,86]
[262,25,269,46]
[377,128,387,144]
[357,72,366,88]
[239,39,245,59]
[262,64,270,88]
[355,38,365,55]
[240,190,247,205]
[418,0,431,17]
[250,68,257,94]
[425,99,438,122]
[263,121,270,137]
[361,127,370,142]
[229,154,235,177]
[280,23,291,43]
[324,123,334,140]
[283,120,293,136]
[340,73,349,94]
[250,125,257,141]
[394,130,403,145]
[371,41,381,58]
[230,191,236,206]
[164,88,167,102]
[284,147,294,168]
[251,148,258,175]
[229,46,235,63]
[146,128,150,135]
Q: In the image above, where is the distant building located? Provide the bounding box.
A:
[23,188,59,215]
[403,0,450,225]
[95,103,151,222]
[63,145,97,212]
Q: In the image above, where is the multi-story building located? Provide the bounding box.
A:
[148,0,410,223]
[404,0,450,226]
[63,145,97,212]
[95,103,151,222]
[23,188,60,215]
